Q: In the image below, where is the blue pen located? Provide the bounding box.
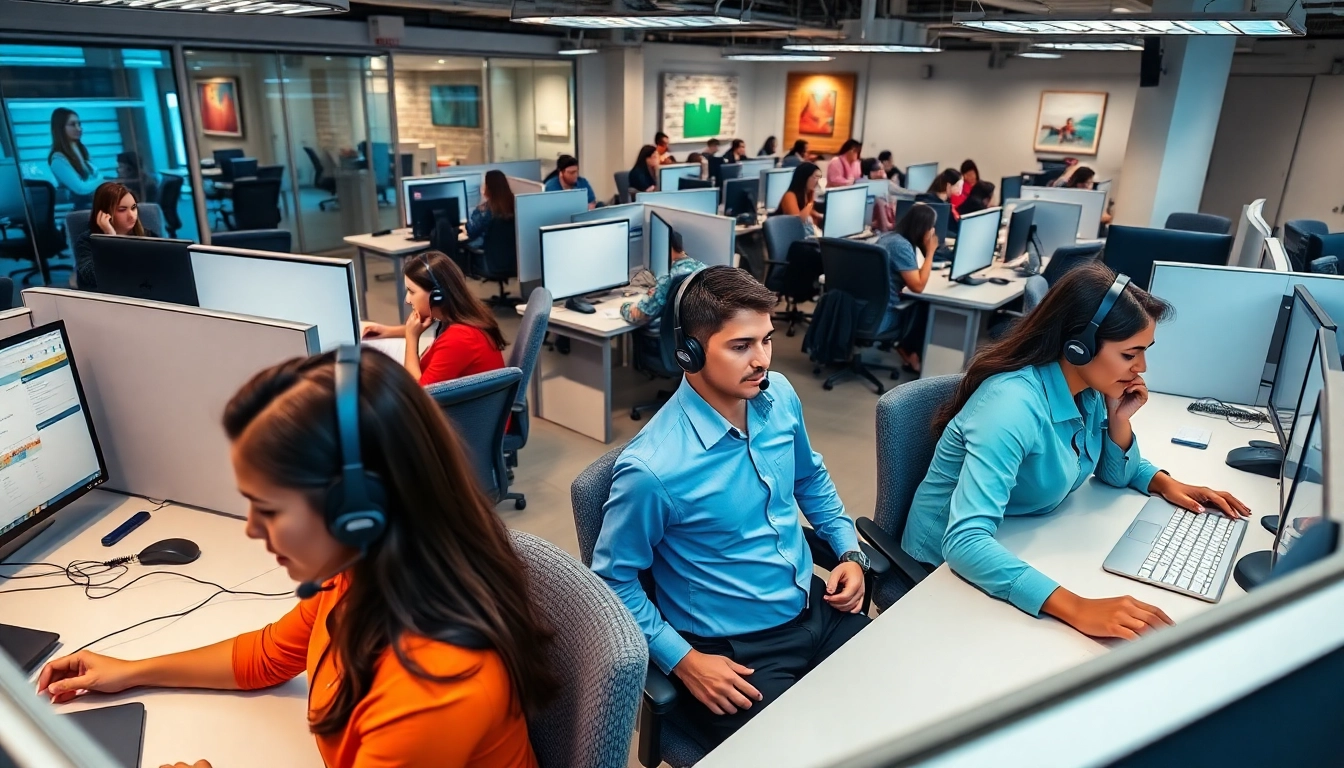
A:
[102,511,151,547]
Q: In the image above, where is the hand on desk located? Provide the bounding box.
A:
[37,649,140,704]
[1043,589,1173,641]
[824,561,866,614]
[361,321,401,340]
[673,649,763,716]
[1149,472,1251,520]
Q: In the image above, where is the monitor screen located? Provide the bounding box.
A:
[1273,387,1325,570]
[648,212,672,279]
[722,178,757,217]
[735,158,775,180]
[951,207,1003,282]
[0,323,107,562]
[636,189,718,217]
[1279,327,1339,514]
[822,185,868,239]
[1000,175,1023,203]
[1027,200,1082,262]
[540,219,631,301]
[1269,286,1336,441]
[762,169,794,212]
[439,172,483,212]
[1004,203,1035,263]
[402,178,467,226]
[659,163,700,192]
[905,162,939,193]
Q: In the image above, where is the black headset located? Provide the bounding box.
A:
[324,344,388,549]
[672,268,709,374]
[421,254,445,307]
[1063,274,1131,366]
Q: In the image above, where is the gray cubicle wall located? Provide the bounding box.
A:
[635,189,720,216]
[1146,262,1344,405]
[0,307,32,340]
[573,203,646,273]
[446,159,543,182]
[1021,186,1106,240]
[516,188,590,286]
[22,288,319,518]
[508,177,544,195]
[642,205,736,269]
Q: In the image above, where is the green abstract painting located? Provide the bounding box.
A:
[683,97,722,138]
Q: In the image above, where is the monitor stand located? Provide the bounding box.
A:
[0,518,54,564]
[953,274,989,286]
[565,297,596,314]
[1225,444,1282,479]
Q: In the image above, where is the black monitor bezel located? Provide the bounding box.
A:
[1268,284,1338,443]
[1271,387,1325,571]
[410,196,460,241]
[648,211,672,279]
[721,177,756,210]
[950,207,1004,281]
[538,218,632,301]
[402,178,467,226]
[89,234,198,307]
[1004,203,1035,263]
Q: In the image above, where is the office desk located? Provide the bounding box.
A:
[698,394,1280,768]
[912,262,1036,378]
[518,294,639,443]
[344,228,471,323]
[1,491,315,767]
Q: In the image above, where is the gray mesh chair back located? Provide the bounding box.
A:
[1164,212,1231,235]
[1042,241,1103,286]
[1023,274,1049,312]
[66,204,165,254]
[425,367,521,504]
[763,214,806,263]
[211,229,292,253]
[510,530,645,768]
[614,171,632,205]
[872,374,962,609]
[504,287,552,456]
[818,238,893,334]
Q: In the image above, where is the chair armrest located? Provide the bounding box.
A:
[644,664,680,715]
[894,299,919,311]
[803,525,889,576]
[856,516,929,587]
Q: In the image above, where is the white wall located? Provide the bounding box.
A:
[1277,75,1344,229]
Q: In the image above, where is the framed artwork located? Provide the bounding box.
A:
[196,78,243,138]
[660,73,739,143]
[783,73,857,155]
[430,84,481,128]
[1034,91,1108,156]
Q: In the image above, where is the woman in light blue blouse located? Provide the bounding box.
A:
[903,262,1250,640]
[47,108,102,204]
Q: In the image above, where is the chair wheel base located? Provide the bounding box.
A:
[630,409,642,420]
[514,498,526,510]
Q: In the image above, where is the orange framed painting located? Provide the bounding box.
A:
[197,77,243,138]
[784,72,856,155]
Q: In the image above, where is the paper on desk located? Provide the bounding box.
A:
[600,309,622,319]
[361,337,405,359]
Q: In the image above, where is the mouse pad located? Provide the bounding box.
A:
[63,702,145,768]
[0,623,60,673]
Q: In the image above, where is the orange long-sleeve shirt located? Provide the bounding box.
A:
[232,576,538,768]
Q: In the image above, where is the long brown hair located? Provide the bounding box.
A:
[404,251,508,351]
[222,349,558,734]
[88,183,145,237]
[932,262,1173,435]
[49,108,92,180]
[483,170,515,219]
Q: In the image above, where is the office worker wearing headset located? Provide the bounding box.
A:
[901,263,1249,640]
[38,347,557,768]
[593,266,870,748]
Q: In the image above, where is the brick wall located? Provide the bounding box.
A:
[394,70,486,164]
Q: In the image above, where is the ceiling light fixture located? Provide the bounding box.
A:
[724,52,835,61]
[1016,51,1063,58]
[14,0,346,12]
[1031,41,1144,50]
[783,42,940,53]
[513,11,752,29]
[557,47,600,55]
[953,11,1305,36]
[784,18,940,53]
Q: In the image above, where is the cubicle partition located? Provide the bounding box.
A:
[1021,186,1106,240]
[642,205,737,268]
[22,288,319,517]
[508,177,545,195]
[446,159,543,182]
[515,189,591,287]
[1146,263,1344,405]
[635,189,720,216]
[1231,199,1271,269]
[573,203,646,273]
[0,307,32,340]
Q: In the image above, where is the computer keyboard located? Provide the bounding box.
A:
[1104,499,1248,602]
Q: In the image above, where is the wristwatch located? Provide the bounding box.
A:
[840,549,871,573]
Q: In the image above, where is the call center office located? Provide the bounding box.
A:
[3,1,1344,768]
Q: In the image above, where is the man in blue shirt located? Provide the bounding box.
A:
[542,154,596,208]
[593,266,870,748]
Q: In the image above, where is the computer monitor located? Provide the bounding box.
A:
[762,168,795,212]
[409,196,460,241]
[1023,199,1081,264]
[678,177,714,191]
[188,244,361,350]
[648,211,672,280]
[735,157,775,180]
[212,148,244,169]
[896,200,951,246]
[822,184,868,240]
[1004,203,1035,266]
[716,162,743,184]
[1021,185,1106,240]
[1281,327,1339,516]
[1101,226,1233,291]
[1259,236,1290,272]
[539,219,631,312]
[722,178,758,219]
[999,175,1023,204]
[905,162,938,193]
[439,171,483,212]
[659,163,700,192]
[1268,285,1337,444]
[572,202,643,273]
[1273,387,1328,577]
[401,177,468,226]
[90,235,198,306]
[0,322,108,564]
[950,208,1003,285]
[636,189,718,217]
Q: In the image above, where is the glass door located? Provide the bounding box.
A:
[487,58,575,178]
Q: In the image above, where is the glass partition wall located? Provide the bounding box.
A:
[487,58,576,178]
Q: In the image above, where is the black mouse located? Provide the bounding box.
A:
[137,538,201,566]
[988,277,1011,285]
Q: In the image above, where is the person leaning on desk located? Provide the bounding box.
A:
[629,145,659,194]
[37,348,558,768]
[620,228,707,326]
[75,182,159,291]
[901,263,1251,639]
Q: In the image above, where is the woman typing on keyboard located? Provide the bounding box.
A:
[900,262,1250,640]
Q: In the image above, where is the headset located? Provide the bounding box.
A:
[1063,274,1131,366]
[672,268,708,374]
[421,254,445,306]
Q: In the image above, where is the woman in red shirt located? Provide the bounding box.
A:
[363,251,508,386]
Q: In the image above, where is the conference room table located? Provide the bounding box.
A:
[697,392,1282,767]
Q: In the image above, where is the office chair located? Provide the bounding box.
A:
[1164,212,1232,236]
[1,180,65,286]
[1283,219,1327,272]
[762,215,814,336]
[630,274,688,420]
[211,229,292,253]
[224,179,283,231]
[502,287,551,508]
[814,238,905,394]
[570,447,889,768]
[509,530,645,768]
[429,208,466,276]
[369,142,394,206]
[858,374,964,610]
[229,157,259,181]
[1023,274,1049,312]
[425,367,523,509]
[473,217,521,307]
[1041,241,1104,286]
[303,147,338,211]
[614,171,632,205]
[1305,233,1344,272]
[256,164,284,183]
[1102,225,1232,291]
[157,175,184,238]
[0,277,15,311]
[677,177,713,191]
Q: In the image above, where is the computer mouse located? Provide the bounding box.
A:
[987,277,1011,285]
[137,538,201,566]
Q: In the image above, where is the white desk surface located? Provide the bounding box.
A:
[1,491,315,767]
[519,294,640,339]
[344,227,468,255]
[913,260,1036,311]
[699,394,1281,768]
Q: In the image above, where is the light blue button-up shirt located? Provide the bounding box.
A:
[903,363,1161,616]
[592,373,859,674]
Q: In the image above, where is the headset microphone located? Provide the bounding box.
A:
[295,549,367,599]
[758,375,770,391]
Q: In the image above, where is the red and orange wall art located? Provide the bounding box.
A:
[197,78,243,138]
[783,73,856,155]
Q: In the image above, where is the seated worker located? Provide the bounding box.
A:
[701,137,721,158]
[542,155,597,209]
[781,139,809,168]
[37,346,559,768]
[875,204,938,373]
[629,145,659,194]
[825,139,863,188]
[594,266,870,749]
[957,180,996,217]
[877,150,906,188]
[950,159,979,211]
[917,168,964,232]
[902,263,1249,640]
[620,229,707,326]
[1065,166,1114,226]
[686,152,707,181]
[115,151,159,203]
[655,132,677,165]
[721,139,748,164]
[778,162,824,237]
[361,251,507,386]
[75,181,158,291]
[465,170,516,249]
[861,157,895,231]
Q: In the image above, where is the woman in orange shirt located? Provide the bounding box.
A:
[37,348,557,768]
[362,250,508,386]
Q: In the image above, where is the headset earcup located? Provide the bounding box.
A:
[1063,339,1092,366]
[676,337,705,374]
[324,472,388,548]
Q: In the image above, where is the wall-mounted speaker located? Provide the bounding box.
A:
[1140,37,1162,88]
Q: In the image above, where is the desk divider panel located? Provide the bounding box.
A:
[0,307,32,340]
[1146,262,1344,404]
[515,188,589,284]
[573,202,647,273]
[642,205,736,269]
[507,177,544,195]
[635,189,720,217]
[22,288,318,517]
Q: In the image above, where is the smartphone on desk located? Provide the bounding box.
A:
[1171,427,1212,450]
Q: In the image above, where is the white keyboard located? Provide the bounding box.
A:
[1138,510,1238,596]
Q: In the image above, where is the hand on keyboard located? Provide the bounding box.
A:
[1043,590,1173,641]
[1150,474,1251,519]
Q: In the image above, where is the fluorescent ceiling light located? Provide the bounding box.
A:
[1016,51,1063,58]
[724,53,835,61]
[1032,41,1144,50]
[515,14,748,29]
[557,47,599,55]
[15,0,345,11]
[953,12,1304,36]
[783,42,941,53]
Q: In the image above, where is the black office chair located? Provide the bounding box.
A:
[762,215,815,336]
[614,171,632,205]
[430,208,466,276]
[257,164,285,183]
[1283,219,1327,272]
[157,175,184,238]
[0,277,15,311]
[1304,233,1344,274]
[814,238,904,394]
[677,177,713,191]
[224,178,283,231]
[211,229,291,253]
[472,217,520,307]
[0,180,64,285]
[304,147,338,211]
[1042,241,1104,286]
[630,273,689,420]
[1165,212,1231,236]
[425,367,523,509]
